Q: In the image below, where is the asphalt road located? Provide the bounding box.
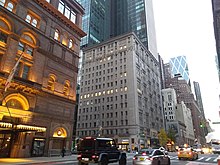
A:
[32,153,219,165]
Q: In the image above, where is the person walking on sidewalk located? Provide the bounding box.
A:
[61,147,66,157]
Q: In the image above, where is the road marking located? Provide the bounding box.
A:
[213,157,218,162]
[205,157,212,161]
[198,157,204,161]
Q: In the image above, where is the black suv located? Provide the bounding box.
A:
[77,137,127,165]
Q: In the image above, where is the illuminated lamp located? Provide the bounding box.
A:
[57,130,62,136]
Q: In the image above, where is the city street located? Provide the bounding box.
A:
[1,153,218,165]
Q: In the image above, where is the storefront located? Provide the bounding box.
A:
[0,121,46,158]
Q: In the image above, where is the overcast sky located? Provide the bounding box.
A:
[152,0,220,136]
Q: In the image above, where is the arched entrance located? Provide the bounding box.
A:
[0,93,46,158]
[48,127,68,156]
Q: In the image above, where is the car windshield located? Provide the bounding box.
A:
[138,149,153,155]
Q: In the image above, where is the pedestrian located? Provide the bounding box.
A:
[61,147,66,157]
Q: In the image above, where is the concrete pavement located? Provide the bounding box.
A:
[0,153,135,165]
[0,154,78,165]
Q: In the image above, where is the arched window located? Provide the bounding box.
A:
[2,93,30,110]
[0,17,11,46]
[6,2,13,11]
[63,80,70,96]
[62,33,68,46]
[18,32,36,56]
[54,29,60,41]
[32,19,38,27]
[48,75,56,91]
[0,0,16,12]
[25,12,40,28]
[25,15,31,23]
[68,39,74,49]
[0,0,6,6]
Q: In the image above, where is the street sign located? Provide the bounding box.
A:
[212,122,220,124]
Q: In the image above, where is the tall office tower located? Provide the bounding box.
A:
[77,0,158,60]
[0,0,85,158]
[165,78,206,144]
[212,0,220,79]
[77,33,164,150]
[162,88,195,146]
[193,81,205,116]
[169,56,190,85]
[193,81,209,135]
[76,0,110,47]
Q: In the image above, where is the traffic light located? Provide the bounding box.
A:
[200,122,203,128]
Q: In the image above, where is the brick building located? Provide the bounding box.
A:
[0,0,85,158]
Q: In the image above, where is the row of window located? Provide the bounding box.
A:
[80,87,128,100]
[78,120,129,129]
[47,75,70,96]
[79,102,129,112]
[82,66,127,79]
[79,111,128,118]
[77,128,129,137]
[1,0,77,51]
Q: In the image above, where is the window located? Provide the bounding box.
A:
[58,0,64,13]
[70,11,76,23]
[0,31,8,43]
[0,0,16,12]
[6,2,13,11]
[47,75,56,91]
[18,42,24,51]
[22,65,30,79]
[64,80,70,96]
[54,29,60,41]
[58,0,77,24]
[25,12,39,28]
[68,38,74,49]
[14,62,30,79]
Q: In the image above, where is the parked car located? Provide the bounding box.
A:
[133,148,170,165]
[178,147,198,160]
[77,137,126,165]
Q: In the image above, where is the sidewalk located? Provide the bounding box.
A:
[0,153,135,165]
[0,154,78,165]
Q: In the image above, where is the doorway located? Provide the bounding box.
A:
[0,133,11,158]
[31,138,45,157]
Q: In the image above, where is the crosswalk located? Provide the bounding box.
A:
[169,155,218,163]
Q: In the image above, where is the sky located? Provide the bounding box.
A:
[152,0,220,137]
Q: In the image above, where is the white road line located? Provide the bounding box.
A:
[205,157,212,161]
[213,157,218,162]
[198,157,204,161]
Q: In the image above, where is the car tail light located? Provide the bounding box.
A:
[133,157,137,160]
[77,154,82,160]
[189,152,192,155]
[142,152,147,156]
[92,155,96,159]
[178,151,180,155]
[147,157,153,161]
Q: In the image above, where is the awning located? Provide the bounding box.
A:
[0,121,46,133]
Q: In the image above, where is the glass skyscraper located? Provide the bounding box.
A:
[169,56,190,84]
[77,0,158,59]
[76,0,110,47]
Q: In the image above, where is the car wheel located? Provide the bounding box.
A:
[167,159,171,165]
[178,157,182,160]
[119,156,126,165]
[98,157,108,165]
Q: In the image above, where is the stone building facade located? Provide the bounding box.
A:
[0,0,85,158]
[77,32,164,151]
